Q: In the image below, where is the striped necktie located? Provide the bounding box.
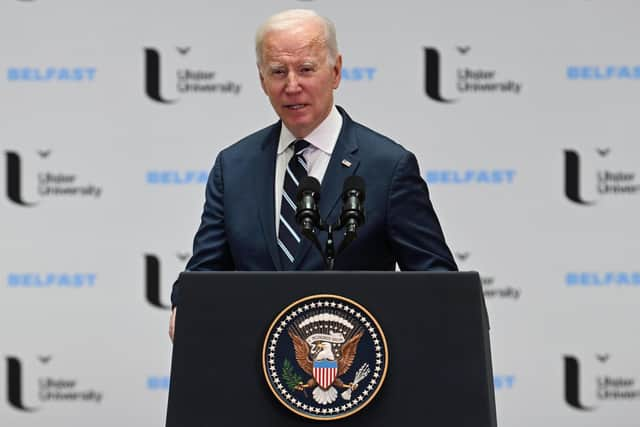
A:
[278,139,310,269]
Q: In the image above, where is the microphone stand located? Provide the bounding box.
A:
[325,224,336,271]
[304,218,355,271]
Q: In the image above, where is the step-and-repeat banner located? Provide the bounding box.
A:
[1,1,638,426]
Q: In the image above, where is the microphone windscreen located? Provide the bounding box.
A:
[342,176,366,200]
[297,176,321,201]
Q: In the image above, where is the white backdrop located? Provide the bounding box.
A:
[1,1,639,426]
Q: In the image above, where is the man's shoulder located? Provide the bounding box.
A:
[348,116,409,160]
[219,121,280,158]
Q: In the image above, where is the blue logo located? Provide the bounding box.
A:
[146,170,208,185]
[566,272,640,286]
[494,375,515,390]
[425,169,516,184]
[341,67,376,81]
[147,376,170,390]
[7,67,97,82]
[7,273,97,288]
[567,66,640,80]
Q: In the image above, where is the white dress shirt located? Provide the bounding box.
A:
[274,105,343,231]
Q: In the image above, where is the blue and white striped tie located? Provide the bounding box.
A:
[278,139,310,269]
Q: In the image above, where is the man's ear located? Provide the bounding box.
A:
[332,54,343,89]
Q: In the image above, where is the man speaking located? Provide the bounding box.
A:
[169,9,457,339]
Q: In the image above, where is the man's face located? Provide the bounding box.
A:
[259,20,342,139]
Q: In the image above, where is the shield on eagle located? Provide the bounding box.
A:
[313,360,338,389]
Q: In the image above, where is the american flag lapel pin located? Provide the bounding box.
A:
[341,159,352,167]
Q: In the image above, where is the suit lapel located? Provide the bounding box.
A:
[293,107,360,269]
[255,123,283,270]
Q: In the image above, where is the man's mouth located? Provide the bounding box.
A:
[285,104,308,110]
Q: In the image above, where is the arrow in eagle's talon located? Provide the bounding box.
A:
[295,382,308,397]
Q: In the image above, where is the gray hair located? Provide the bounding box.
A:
[255,9,338,66]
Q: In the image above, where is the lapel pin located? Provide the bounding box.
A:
[341,159,352,168]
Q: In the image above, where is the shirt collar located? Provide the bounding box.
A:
[277,105,343,155]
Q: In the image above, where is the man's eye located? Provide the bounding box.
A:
[272,69,285,76]
[300,67,313,73]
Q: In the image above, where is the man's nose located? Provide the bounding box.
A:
[285,73,302,93]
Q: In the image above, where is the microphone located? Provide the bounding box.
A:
[295,176,321,235]
[340,176,366,237]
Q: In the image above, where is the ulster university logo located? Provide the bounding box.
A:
[144,47,242,103]
[3,150,103,206]
[144,252,189,309]
[263,295,388,421]
[454,252,521,301]
[423,46,523,103]
[4,355,103,412]
[564,148,640,205]
[564,354,640,411]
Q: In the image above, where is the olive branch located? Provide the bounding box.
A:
[281,358,303,391]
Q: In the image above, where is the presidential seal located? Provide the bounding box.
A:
[262,294,388,421]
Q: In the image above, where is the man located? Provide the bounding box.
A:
[169,9,456,340]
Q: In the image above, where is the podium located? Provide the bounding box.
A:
[166,271,497,426]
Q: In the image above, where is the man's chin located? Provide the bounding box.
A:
[282,108,310,122]
[282,118,314,138]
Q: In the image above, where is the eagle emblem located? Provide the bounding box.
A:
[263,295,388,420]
[289,316,363,405]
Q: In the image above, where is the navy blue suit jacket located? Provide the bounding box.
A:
[171,107,456,305]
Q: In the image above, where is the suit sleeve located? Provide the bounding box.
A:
[171,152,235,305]
[387,150,458,271]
